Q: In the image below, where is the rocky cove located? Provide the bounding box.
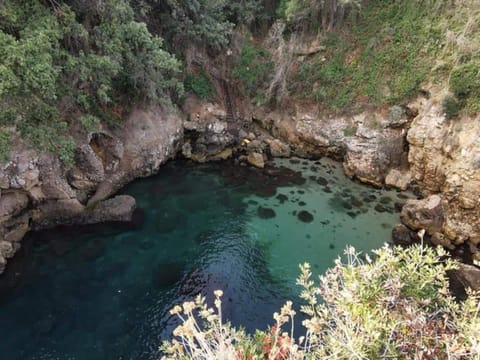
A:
[1,86,480,287]
[0,146,410,358]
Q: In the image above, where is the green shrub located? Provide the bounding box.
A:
[184,72,213,99]
[79,115,100,133]
[0,0,182,164]
[162,244,480,359]
[233,35,272,98]
[450,63,480,100]
[442,94,463,119]
[0,130,11,163]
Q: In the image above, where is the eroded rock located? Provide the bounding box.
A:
[401,195,444,234]
[385,169,412,191]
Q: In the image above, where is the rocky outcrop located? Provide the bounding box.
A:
[181,98,237,162]
[80,195,136,225]
[385,169,412,191]
[406,95,480,260]
[253,105,409,187]
[401,195,445,235]
[0,106,183,273]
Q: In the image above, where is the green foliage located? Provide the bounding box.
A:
[450,64,480,99]
[0,0,182,165]
[0,130,11,163]
[162,244,480,359]
[442,94,462,119]
[184,72,213,99]
[276,0,289,19]
[281,0,363,32]
[293,0,444,111]
[225,1,264,26]
[161,0,234,50]
[79,115,100,133]
[233,35,272,99]
[449,63,480,113]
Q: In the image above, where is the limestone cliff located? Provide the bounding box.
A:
[406,95,480,259]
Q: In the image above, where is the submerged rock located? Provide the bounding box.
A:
[257,207,276,219]
[297,210,314,223]
[316,176,328,186]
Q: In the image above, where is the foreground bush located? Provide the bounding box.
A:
[161,244,480,359]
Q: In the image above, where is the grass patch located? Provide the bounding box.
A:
[291,0,471,112]
[0,130,11,163]
[184,71,213,100]
[233,34,273,99]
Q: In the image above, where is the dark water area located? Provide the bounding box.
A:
[0,158,411,359]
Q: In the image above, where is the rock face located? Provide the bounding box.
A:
[406,96,480,258]
[385,169,412,191]
[181,98,237,162]
[253,105,409,186]
[0,106,183,273]
[401,195,445,234]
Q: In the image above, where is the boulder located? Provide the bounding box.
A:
[451,263,480,291]
[0,255,5,274]
[81,195,136,224]
[209,148,233,161]
[0,241,15,258]
[266,139,291,158]
[343,129,406,187]
[385,169,412,191]
[400,195,444,234]
[392,223,417,246]
[68,144,105,190]
[0,191,29,220]
[430,232,455,250]
[247,152,265,168]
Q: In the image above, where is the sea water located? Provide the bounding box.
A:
[0,158,411,359]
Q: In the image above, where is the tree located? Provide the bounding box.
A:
[281,0,363,32]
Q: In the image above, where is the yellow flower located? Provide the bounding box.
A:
[214,289,223,298]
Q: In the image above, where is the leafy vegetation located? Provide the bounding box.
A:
[279,0,363,32]
[289,0,480,113]
[162,244,480,359]
[0,0,182,165]
[233,34,273,100]
[449,63,480,114]
[184,72,213,100]
[0,130,11,163]
[442,94,462,119]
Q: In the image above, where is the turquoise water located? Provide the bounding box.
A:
[0,158,409,359]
